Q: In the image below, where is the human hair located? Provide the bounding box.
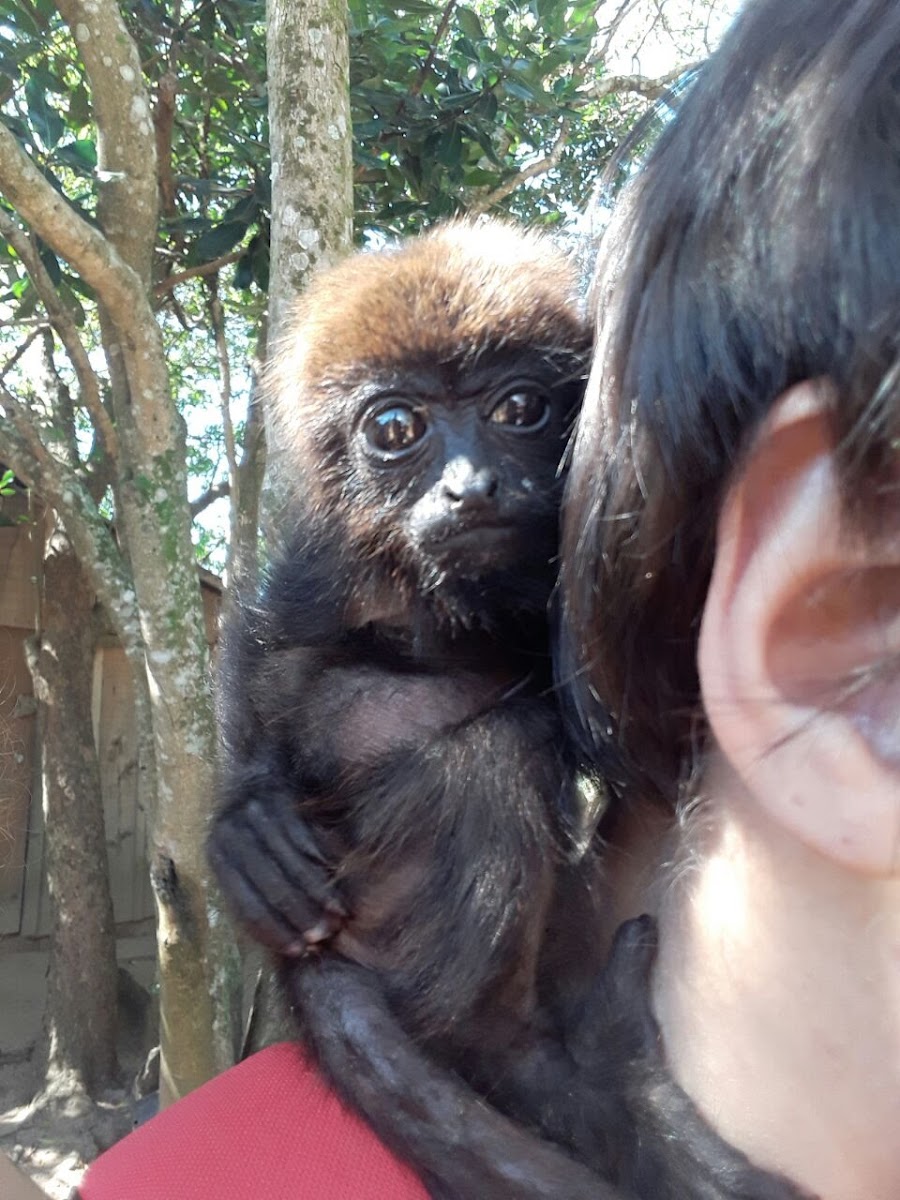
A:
[560,0,900,809]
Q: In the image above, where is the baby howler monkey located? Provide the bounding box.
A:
[209,221,809,1200]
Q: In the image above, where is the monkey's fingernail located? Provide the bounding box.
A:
[325,898,348,917]
[284,940,309,958]
[304,919,336,945]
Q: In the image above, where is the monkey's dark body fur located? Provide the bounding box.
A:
[210,222,810,1200]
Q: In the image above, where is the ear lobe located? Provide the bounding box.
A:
[698,381,900,876]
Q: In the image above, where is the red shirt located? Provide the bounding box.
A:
[79,1043,428,1200]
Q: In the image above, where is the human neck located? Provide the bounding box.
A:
[651,758,900,1200]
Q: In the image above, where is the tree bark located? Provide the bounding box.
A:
[266,0,354,340]
[225,320,268,597]
[26,524,119,1097]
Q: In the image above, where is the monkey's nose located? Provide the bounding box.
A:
[441,458,499,508]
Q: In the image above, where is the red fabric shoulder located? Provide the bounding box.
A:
[79,1042,429,1200]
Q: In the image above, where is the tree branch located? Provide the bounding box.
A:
[0,208,119,462]
[0,383,137,642]
[469,123,570,214]
[0,120,172,454]
[583,62,698,103]
[206,282,238,523]
[409,0,457,99]
[595,0,641,63]
[0,327,45,383]
[154,71,180,221]
[153,249,245,297]
[34,330,80,470]
[55,0,159,283]
[0,421,41,488]
[227,319,267,594]
[190,480,230,519]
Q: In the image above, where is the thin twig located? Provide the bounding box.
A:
[469,123,570,214]
[153,249,245,296]
[0,327,45,383]
[410,0,458,99]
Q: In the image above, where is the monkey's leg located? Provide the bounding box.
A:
[286,956,630,1200]
[567,918,813,1200]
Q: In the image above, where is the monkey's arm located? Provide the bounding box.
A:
[210,557,356,954]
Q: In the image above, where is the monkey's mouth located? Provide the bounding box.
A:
[429,520,517,549]
[424,521,540,572]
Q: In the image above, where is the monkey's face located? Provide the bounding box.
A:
[329,352,581,618]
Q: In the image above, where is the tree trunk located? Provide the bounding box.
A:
[225,319,268,597]
[266,0,354,340]
[237,0,355,1043]
[27,523,119,1097]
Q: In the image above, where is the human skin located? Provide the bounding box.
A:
[622,382,900,1200]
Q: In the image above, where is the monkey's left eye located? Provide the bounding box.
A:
[362,403,428,458]
[488,390,550,432]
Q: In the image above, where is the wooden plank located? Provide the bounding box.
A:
[18,534,45,939]
[0,524,39,630]
[0,629,37,935]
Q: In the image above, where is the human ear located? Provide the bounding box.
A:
[697,380,900,875]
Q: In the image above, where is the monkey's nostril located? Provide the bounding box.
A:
[442,466,499,506]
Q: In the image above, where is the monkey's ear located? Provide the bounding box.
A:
[697,380,900,875]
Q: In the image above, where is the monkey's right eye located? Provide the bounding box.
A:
[362,404,428,458]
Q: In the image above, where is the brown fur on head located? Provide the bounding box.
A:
[265,217,591,509]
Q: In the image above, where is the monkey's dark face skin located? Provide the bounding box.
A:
[323,350,580,630]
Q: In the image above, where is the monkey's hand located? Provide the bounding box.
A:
[208,787,348,957]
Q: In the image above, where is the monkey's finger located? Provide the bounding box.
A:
[279,805,333,865]
[211,852,316,955]
[241,793,333,864]
[208,809,326,932]
[211,830,344,954]
[239,813,345,930]
[242,798,349,920]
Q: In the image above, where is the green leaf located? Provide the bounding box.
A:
[233,251,254,291]
[435,126,463,168]
[456,7,485,42]
[377,0,438,14]
[460,166,499,187]
[503,76,543,103]
[25,72,65,148]
[37,241,61,285]
[57,278,86,326]
[187,220,249,265]
[219,192,259,225]
[54,139,98,175]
